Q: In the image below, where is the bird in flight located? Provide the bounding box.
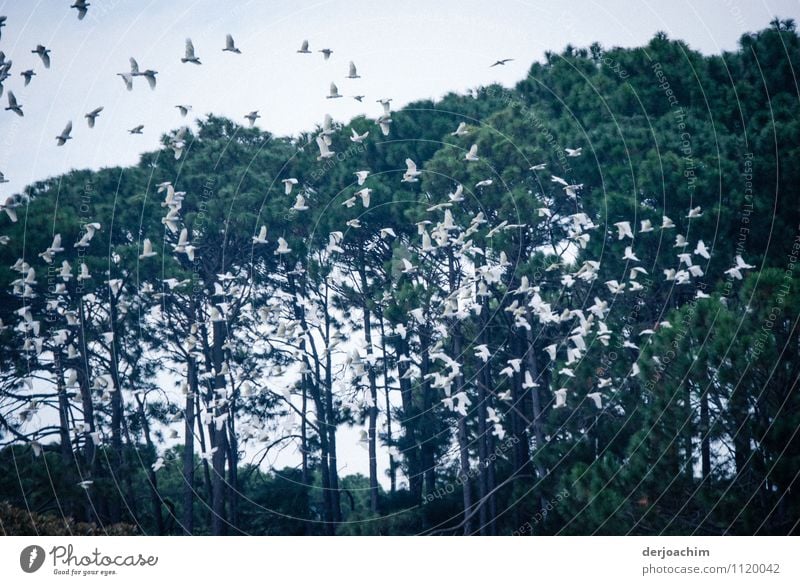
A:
[20,69,35,86]
[71,0,90,20]
[5,91,22,116]
[297,40,311,54]
[223,34,241,54]
[128,124,144,134]
[84,107,103,128]
[319,48,333,60]
[182,38,201,64]
[244,111,260,127]
[327,82,342,99]
[55,121,73,145]
[347,61,361,79]
[490,58,514,67]
[32,44,51,68]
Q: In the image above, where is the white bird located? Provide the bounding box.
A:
[350,128,369,143]
[354,170,370,185]
[346,61,360,79]
[282,178,298,195]
[623,246,640,262]
[639,219,653,233]
[379,227,396,239]
[327,82,342,99]
[605,279,625,294]
[117,72,133,90]
[152,457,165,472]
[55,121,73,145]
[275,237,291,255]
[475,179,493,188]
[59,260,73,281]
[71,0,90,20]
[674,234,688,248]
[688,263,704,276]
[244,110,260,127]
[139,238,157,259]
[464,144,479,161]
[586,392,603,409]
[551,175,568,186]
[182,38,201,64]
[694,239,711,259]
[74,222,101,247]
[522,371,538,389]
[734,255,754,270]
[661,215,675,229]
[554,388,567,408]
[530,163,547,171]
[449,184,464,202]
[614,221,633,240]
[84,106,103,128]
[291,194,309,211]
[316,136,335,159]
[565,147,582,157]
[402,158,421,182]
[544,343,557,361]
[32,45,51,68]
[451,122,469,137]
[356,188,372,208]
[474,344,490,362]
[687,206,703,218]
[223,34,241,54]
[77,263,91,281]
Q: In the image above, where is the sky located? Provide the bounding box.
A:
[2,0,800,485]
[1,0,799,197]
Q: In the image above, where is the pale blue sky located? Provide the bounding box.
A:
[1,0,798,196]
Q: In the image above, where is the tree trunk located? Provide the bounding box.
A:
[182,359,197,535]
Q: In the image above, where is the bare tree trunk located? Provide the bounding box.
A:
[182,360,196,535]
[379,314,396,494]
[134,394,164,535]
[210,319,228,535]
[397,335,422,501]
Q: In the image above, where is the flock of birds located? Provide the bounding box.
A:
[0,5,759,475]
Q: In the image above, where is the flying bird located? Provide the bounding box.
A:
[244,110,260,127]
[55,121,73,145]
[316,135,335,159]
[451,122,469,137]
[346,61,360,79]
[5,91,22,116]
[327,82,342,99]
[128,124,144,134]
[223,34,241,53]
[175,104,191,117]
[71,0,90,20]
[32,45,51,68]
[182,39,201,64]
[565,147,582,157]
[252,226,268,245]
[275,237,291,255]
[319,48,333,60]
[297,40,311,54]
[20,69,35,86]
[139,238,157,259]
[84,106,103,128]
[490,58,514,67]
[464,144,479,162]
